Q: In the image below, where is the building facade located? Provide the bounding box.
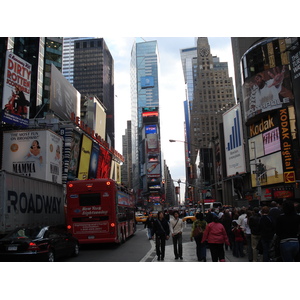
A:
[73,38,115,147]
[190,37,235,205]
[130,39,163,208]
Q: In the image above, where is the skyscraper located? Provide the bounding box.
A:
[191,37,235,201]
[130,39,162,206]
[73,38,115,147]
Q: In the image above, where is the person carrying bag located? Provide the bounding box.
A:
[152,211,170,261]
[170,211,184,260]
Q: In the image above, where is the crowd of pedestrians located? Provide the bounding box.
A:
[203,200,300,262]
[144,199,300,262]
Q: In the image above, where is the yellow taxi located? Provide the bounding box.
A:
[135,213,148,223]
[182,215,196,224]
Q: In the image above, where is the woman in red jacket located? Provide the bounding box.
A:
[201,215,230,262]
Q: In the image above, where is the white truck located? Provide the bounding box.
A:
[0,170,65,237]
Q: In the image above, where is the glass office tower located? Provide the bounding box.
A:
[130,39,161,203]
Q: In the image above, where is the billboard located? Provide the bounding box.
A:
[147,162,161,178]
[50,64,80,121]
[3,130,63,183]
[77,135,92,180]
[145,124,157,134]
[147,134,158,151]
[223,103,246,176]
[67,130,81,181]
[248,107,296,186]
[1,51,31,127]
[243,65,294,121]
[141,76,154,89]
[88,142,100,179]
[250,151,283,187]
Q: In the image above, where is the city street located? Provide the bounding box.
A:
[64,222,249,262]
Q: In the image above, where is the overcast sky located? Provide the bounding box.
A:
[104,37,234,198]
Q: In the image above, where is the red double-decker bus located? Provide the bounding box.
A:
[65,179,136,244]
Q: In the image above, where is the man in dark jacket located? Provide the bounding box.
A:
[249,207,261,262]
[144,212,155,240]
[152,211,170,261]
[258,206,275,262]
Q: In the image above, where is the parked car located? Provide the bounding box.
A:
[0,225,79,262]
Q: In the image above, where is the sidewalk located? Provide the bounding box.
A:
[150,241,250,262]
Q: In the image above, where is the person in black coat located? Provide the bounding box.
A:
[152,211,170,261]
[258,206,275,262]
[144,212,155,240]
[275,200,300,262]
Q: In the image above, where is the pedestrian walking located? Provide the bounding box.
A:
[190,213,207,262]
[249,207,261,262]
[275,200,300,262]
[201,215,230,262]
[221,209,233,251]
[144,212,155,240]
[258,206,275,262]
[232,220,245,258]
[243,210,253,261]
[152,211,170,261]
[169,211,184,260]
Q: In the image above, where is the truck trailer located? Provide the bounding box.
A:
[0,170,65,237]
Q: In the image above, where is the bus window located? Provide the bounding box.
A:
[79,193,101,206]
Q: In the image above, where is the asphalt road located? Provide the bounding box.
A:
[64,223,153,262]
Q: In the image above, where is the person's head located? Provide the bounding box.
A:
[282,200,296,215]
[212,215,220,223]
[232,220,238,227]
[261,206,270,215]
[270,201,277,208]
[255,74,265,89]
[253,207,259,214]
[173,211,179,219]
[196,212,204,221]
[158,211,164,220]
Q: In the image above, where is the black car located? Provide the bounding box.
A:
[0,225,79,262]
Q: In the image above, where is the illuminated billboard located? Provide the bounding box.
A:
[223,103,246,176]
[3,130,62,183]
[77,135,92,180]
[67,130,81,181]
[243,65,294,121]
[88,142,100,179]
[250,152,283,187]
[145,125,157,134]
[1,51,31,127]
[248,107,297,188]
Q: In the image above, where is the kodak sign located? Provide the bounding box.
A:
[249,114,277,138]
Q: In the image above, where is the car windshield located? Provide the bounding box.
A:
[5,227,43,239]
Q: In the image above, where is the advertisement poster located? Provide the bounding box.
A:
[1,51,31,127]
[97,147,112,178]
[243,65,294,121]
[3,130,62,183]
[88,142,100,179]
[223,103,246,176]
[147,162,160,178]
[50,64,81,121]
[250,152,283,187]
[67,130,81,181]
[77,135,92,180]
[147,134,158,151]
